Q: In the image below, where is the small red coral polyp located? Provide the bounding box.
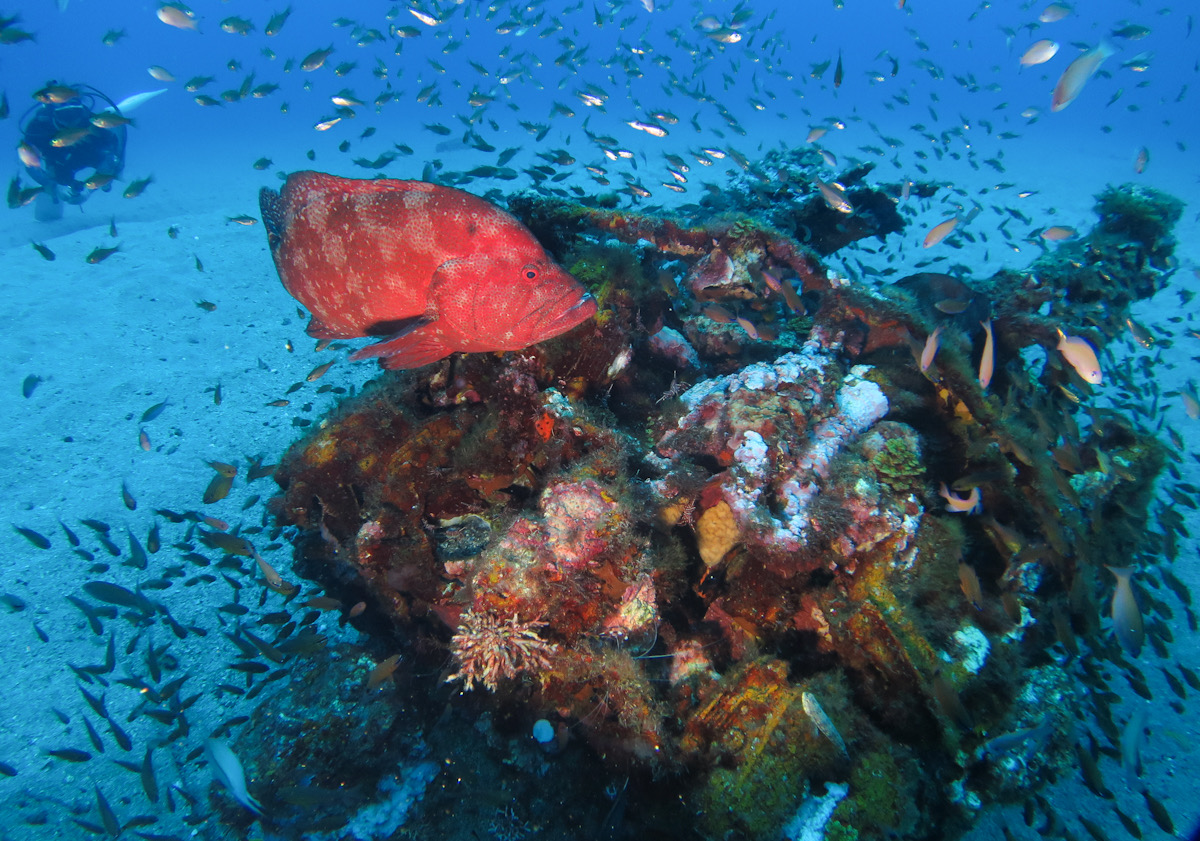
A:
[540,479,621,569]
[696,481,727,512]
[354,519,386,565]
[696,402,721,424]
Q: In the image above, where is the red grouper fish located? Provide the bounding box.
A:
[259,171,597,369]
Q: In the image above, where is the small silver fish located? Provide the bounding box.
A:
[979,717,1053,760]
[1107,566,1144,657]
[204,739,264,816]
[801,691,849,758]
[1120,704,1148,781]
[814,176,853,214]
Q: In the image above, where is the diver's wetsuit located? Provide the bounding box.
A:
[19,85,126,212]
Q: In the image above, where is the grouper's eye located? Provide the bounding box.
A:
[523,266,538,280]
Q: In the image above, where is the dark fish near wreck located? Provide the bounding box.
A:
[259,171,597,369]
[46,748,92,762]
[895,272,991,326]
[86,244,120,264]
[13,525,50,549]
[82,580,153,613]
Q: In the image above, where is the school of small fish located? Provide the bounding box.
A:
[3,0,1200,838]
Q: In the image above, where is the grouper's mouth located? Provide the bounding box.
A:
[539,291,598,336]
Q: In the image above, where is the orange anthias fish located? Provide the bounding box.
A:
[978,319,994,389]
[1051,42,1115,112]
[1056,328,1103,384]
[920,325,942,372]
[923,215,959,248]
[260,171,597,369]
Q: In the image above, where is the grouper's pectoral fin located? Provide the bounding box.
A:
[305,315,358,340]
[348,316,450,369]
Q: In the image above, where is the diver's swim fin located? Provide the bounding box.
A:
[114,89,166,114]
[34,191,63,222]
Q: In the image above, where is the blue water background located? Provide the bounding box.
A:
[3,0,1194,242]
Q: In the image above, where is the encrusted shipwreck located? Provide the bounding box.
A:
[260,175,1182,840]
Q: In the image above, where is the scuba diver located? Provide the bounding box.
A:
[17,82,128,221]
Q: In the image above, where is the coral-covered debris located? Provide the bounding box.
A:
[263,167,1181,841]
